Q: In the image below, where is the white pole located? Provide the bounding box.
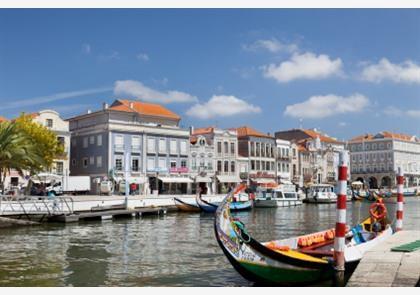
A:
[124,152,130,209]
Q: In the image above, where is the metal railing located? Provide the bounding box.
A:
[0,195,74,217]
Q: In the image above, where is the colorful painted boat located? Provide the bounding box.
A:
[214,184,393,286]
[174,197,201,212]
[196,193,253,213]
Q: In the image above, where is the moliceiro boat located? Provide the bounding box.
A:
[174,197,201,212]
[214,184,393,286]
[254,184,302,208]
[196,192,253,213]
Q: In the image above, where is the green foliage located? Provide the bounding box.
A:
[0,114,64,191]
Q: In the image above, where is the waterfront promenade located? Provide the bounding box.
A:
[347,230,420,287]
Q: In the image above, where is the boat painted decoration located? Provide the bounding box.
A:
[214,184,393,285]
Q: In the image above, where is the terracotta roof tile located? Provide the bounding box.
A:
[349,134,374,142]
[350,131,418,143]
[109,99,181,120]
[234,126,274,139]
[301,129,341,144]
[192,127,215,135]
[380,131,416,142]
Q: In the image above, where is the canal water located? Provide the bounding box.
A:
[0,198,419,287]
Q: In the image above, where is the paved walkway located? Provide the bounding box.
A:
[347,230,420,287]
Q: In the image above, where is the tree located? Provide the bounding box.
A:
[0,114,64,192]
[14,114,64,171]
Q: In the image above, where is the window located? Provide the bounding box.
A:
[83,158,88,168]
[83,137,88,148]
[256,143,260,156]
[200,158,205,168]
[251,160,255,170]
[170,160,177,169]
[217,160,222,172]
[250,143,255,156]
[147,157,155,170]
[224,161,229,172]
[231,161,235,173]
[56,162,63,175]
[278,163,281,172]
[372,143,377,150]
[72,139,77,147]
[158,158,166,169]
[115,158,123,171]
[89,136,95,145]
[261,143,265,157]
[181,159,187,168]
[170,140,177,154]
[132,157,140,171]
[224,142,228,154]
[366,144,370,150]
[115,135,124,150]
[132,136,141,151]
[271,162,275,171]
[57,136,65,147]
[159,138,167,153]
[180,141,187,155]
[46,119,53,128]
[286,164,289,172]
[71,159,76,166]
[282,163,285,172]
[217,142,222,154]
[89,156,94,165]
[207,159,213,170]
[97,134,102,146]
[147,137,155,153]
[256,161,260,170]
[230,143,235,154]
[97,156,102,168]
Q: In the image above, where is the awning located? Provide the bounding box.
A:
[251,178,277,184]
[217,175,241,183]
[158,176,193,183]
[195,176,212,183]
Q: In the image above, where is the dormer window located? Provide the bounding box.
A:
[199,138,206,146]
[46,119,53,128]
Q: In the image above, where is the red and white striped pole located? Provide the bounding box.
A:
[396,167,404,232]
[334,150,348,284]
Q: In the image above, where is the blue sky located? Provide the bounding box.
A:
[0,9,419,140]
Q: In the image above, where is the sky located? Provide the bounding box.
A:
[0,9,419,140]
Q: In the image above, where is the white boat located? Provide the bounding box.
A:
[254,184,302,207]
[304,184,337,204]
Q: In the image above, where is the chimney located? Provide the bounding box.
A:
[103,102,109,110]
[129,102,134,109]
[87,109,92,114]
[189,126,194,135]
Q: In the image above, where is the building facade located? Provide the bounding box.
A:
[276,139,292,183]
[68,99,191,195]
[349,132,420,188]
[235,126,277,187]
[2,110,70,190]
[275,128,345,185]
[190,127,240,194]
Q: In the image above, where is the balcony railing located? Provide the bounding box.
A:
[114,144,125,151]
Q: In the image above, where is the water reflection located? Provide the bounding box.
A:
[0,198,418,286]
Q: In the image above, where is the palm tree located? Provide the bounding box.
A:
[0,121,45,193]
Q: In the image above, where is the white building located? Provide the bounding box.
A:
[3,110,70,190]
[191,127,240,194]
[349,131,420,188]
[276,139,291,183]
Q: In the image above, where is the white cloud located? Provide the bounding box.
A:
[82,43,91,54]
[1,87,112,110]
[186,95,261,119]
[361,58,420,84]
[114,80,197,104]
[284,93,369,119]
[98,50,120,61]
[383,106,420,118]
[243,38,298,53]
[262,52,343,83]
[136,53,149,61]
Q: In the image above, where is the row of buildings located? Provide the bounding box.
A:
[1,99,420,195]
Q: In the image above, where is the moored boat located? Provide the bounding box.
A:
[304,184,337,204]
[197,192,253,212]
[214,184,393,286]
[254,184,302,208]
[174,197,201,212]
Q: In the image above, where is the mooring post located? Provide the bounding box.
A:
[334,150,348,286]
[396,167,404,232]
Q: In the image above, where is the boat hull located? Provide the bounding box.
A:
[174,197,201,212]
[255,199,302,207]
